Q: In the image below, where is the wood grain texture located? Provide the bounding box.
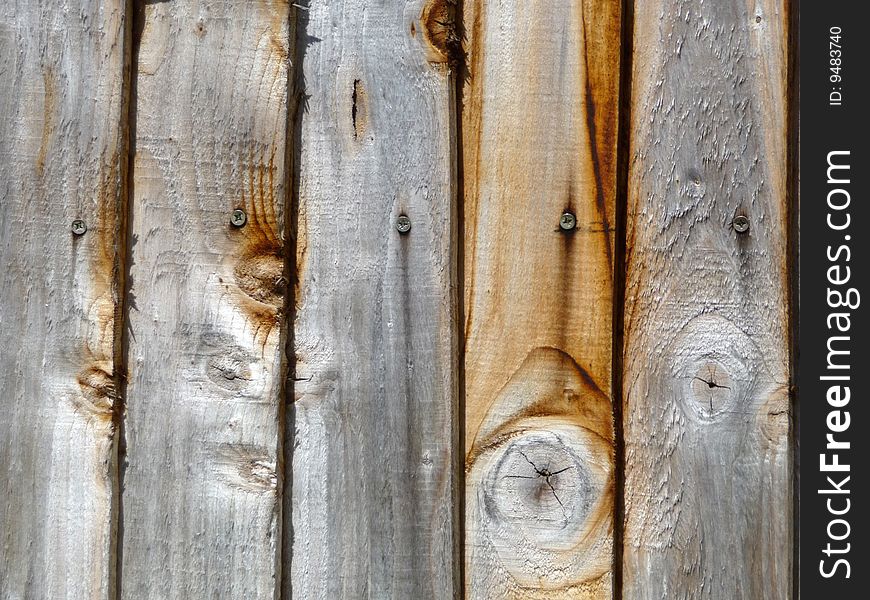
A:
[623,0,792,597]
[289,1,458,598]
[120,1,291,598]
[462,0,621,597]
[0,1,128,598]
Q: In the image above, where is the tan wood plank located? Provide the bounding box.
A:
[0,1,129,598]
[462,0,622,597]
[622,1,792,597]
[120,1,292,597]
[288,0,459,597]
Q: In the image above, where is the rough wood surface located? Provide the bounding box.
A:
[288,0,458,598]
[462,0,621,597]
[622,1,792,597]
[0,1,128,598]
[120,2,291,598]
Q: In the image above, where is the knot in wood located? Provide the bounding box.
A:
[690,361,733,415]
[72,366,116,427]
[488,435,586,531]
[473,425,612,589]
[669,314,758,422]
[420,0,462,68]
[234,246,285,308]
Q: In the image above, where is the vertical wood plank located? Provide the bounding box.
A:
[0,1,128,598]
[462,1,621,597]
[289,1,458,598]
[623,0,792,597]
[120,2,291,598]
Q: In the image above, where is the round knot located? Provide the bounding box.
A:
[487,431,589,536]
[669,314,760,422]
[472,421,612,589]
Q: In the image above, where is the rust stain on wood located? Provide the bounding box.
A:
[227,146,285,347]
[94,152,125,342]
[265,0,290,63]
[580,0,621,270]
[71,140,126,432]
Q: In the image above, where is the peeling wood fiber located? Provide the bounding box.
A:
[622,0,792,597]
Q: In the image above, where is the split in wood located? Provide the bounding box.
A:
[503,449,574,518]
[693,372,732,411]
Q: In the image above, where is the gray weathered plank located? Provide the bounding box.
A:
[120,1,291,598]
[288,0,458,598]
[0,1,128,598]
[462,0,621,597]
[623,0,792,597]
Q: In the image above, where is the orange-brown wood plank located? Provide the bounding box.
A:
[462,1,622,597]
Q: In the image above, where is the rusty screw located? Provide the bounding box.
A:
[559,212,576,231]
[733,215,750,233]
[396,214,412,234]
[230,208,247,227]
[71,219,87,236]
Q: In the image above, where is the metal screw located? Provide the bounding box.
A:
[396,214,412,234]
[71,219,87,235]
[230,208,247,227]
[559,212,576,231]
[733,215,750,233]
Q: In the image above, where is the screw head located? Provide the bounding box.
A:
[230,208,247,227]
[733,215,750,233]
[559,212,576,231]
[71,219,87,235]
[396,214,412,234]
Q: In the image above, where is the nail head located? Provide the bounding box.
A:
[71,219,87,235]
[231,208,247,227]
[559,212,576,231]
[396,214,412,234]
[733,215,750,233]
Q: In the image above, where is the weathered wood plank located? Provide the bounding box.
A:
[0,1,128,598]
[622,1,792,597]
[462,0,621,597]
[288,1,458,598]
[120,2,291,598]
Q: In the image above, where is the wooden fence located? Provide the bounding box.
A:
[0,0,794,598]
